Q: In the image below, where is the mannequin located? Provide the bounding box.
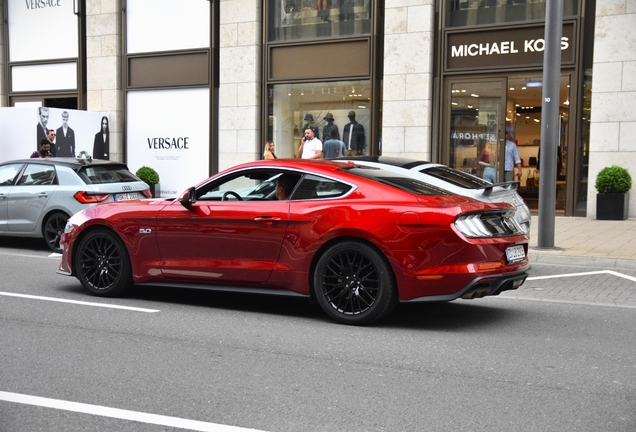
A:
[301,113,318,139]
[342,110,365,156]
[317,0,331,22]
[321,112,339,142]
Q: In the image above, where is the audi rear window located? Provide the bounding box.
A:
[77,165,140,184]
[342,166,449,196]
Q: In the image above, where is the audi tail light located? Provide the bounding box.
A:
[141,189,152,198]
[73,191,110,204]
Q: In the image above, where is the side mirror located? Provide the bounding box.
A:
[179,187,196,208]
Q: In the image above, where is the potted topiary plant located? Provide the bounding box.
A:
[595,165,632,220]
[136,166,160,198]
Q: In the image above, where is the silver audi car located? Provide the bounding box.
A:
[0,158,151,252]
[333,156,532,235]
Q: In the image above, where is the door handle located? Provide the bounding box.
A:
[254,216,281,222]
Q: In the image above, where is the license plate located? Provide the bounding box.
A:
[114,192,139,201]
[505,245,526,263]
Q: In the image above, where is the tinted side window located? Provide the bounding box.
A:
[17,164,57,186]
[343,166,449,196]
[0,164,23,186]
[291,174,353,200]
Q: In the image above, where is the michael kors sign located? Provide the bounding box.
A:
[445,23,575,71]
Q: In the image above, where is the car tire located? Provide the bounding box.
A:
[313,241,398,325]
[74,229,132,297]
[43,212,69,253]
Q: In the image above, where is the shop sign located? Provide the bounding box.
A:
[445,23,575,71]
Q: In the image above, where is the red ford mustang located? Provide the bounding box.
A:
[58,159,529,325]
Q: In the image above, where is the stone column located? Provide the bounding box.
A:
[382,1,435,160]
[85,0,123,162]
[218,1,262,170]
[587,2,636,218]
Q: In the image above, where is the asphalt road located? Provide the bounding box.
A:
[1,237,635,432]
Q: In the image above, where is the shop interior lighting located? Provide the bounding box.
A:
[526,80,542,87]
[471,93,479,97]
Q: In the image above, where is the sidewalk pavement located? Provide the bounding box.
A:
[527,215,636,269]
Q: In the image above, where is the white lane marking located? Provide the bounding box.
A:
[0,391,264,432]
[0,291,159,313]
[0,251,55,259]
[527,270,636,283]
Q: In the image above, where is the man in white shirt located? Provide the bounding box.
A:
[299,128,323,159]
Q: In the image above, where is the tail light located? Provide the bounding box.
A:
[74,191,110,203]
[455,211,524,238]
[141,189,152,198]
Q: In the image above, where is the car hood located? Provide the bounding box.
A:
[76,197,173,219]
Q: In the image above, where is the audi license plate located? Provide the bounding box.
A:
[114,192,139,201]
[505,245,526,263]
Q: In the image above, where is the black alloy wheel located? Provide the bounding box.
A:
[74,229,132,297]
[43,212,69,253]
[314,241,397,325]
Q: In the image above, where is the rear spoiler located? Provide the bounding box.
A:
[482,181,519,193]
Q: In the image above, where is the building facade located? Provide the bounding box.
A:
[1,0,634,218]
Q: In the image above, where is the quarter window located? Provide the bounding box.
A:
[290,174,352,200]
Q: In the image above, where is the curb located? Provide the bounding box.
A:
[528,253,636,270]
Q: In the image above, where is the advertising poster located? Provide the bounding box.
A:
[8,0,78,62]
[126,88,210,198]
[126,0,210,54]
[0,107,108,163]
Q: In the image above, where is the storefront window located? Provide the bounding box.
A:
[268,1,372,42]
[449,81,503,180]
[446,0,578,28]
[267,80,371,158]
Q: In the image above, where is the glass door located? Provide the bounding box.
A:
[507,74,571,214]
[445,79,507,182]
